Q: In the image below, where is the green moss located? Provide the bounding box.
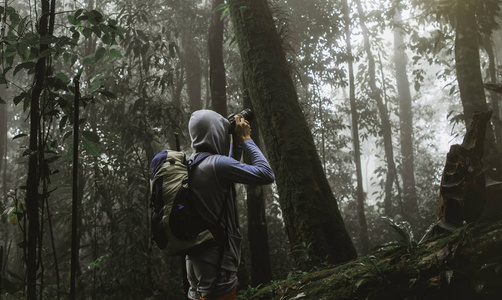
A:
[241,218,502,299]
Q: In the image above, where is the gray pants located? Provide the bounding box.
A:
[186,249,238,299]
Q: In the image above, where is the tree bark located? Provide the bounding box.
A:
[244,86,273,285]
[455,0,499,173]
[483,35,502,175]
[182,33,202,113]
[228,0,357,269]
[0,85,7,198]
[437,111,491,228]
[393,5,418,217]
[26,0,50,297]
[355,0,400,217]
[208,0,228,117]
[343,0,369,255]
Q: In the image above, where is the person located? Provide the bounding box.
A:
[186,109,275,300]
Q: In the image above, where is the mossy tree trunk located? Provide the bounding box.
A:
[483,35,502,175]
[243,87,273,285]
[455,0,499,174]
[228,0,357,269]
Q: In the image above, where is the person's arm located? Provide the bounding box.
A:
[217,116,274,185]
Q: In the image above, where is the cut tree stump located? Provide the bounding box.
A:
[437,111,492,229]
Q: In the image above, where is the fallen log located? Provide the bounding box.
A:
[246,217,502,300]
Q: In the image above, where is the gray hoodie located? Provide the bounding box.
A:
[187,110,274,272]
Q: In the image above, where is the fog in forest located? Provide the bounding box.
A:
[1,0,501,299]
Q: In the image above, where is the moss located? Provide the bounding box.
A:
[241,217,502,299]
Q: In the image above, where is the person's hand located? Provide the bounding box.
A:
[233,115,251,144]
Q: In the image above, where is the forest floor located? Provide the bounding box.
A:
[238,216,502,300]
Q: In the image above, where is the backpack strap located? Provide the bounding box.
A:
[188,152,212,169]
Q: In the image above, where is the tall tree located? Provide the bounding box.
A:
[484,37,502,162]
[355,0,401,216]
[455,0,499,172]
[243,87,273,285]
[26,0,51,297]
[182,32,203,112]
[208,0,228,116]
[0,85,7,198]
[342,0,369,254]
[228,0,357,269]
[393,3,418,216]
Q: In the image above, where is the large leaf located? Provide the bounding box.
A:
[82,130,100,143]
[13,61,36,76]
[109,48,123,58]
[95,47,106,62]
[82,138,100,157]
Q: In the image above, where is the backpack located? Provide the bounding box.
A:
[149,150,214,255]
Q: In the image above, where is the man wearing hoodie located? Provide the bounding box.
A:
[186,110,275,300]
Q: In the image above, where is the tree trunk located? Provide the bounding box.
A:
[0,85,7,198]
[182,33,202,113]
[26,0,50,297]
[483,35,502,176]
[228,0,357,269]
[455,0,499,173]
[244,88,273,285]
[437,111,491,228]
[208,0,228,117]
[393,5,418,217]
[356,0,400,217]
[343,0,369,255]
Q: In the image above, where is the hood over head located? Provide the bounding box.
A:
[189,110,230,155]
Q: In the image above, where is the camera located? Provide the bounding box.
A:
[227,108,254,134]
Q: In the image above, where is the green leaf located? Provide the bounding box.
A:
[63,131,73,141]
[39,35,59,44]
[12,133,27,140]
[98,90,116,99]
[56,72,71,85]
[75,67,84,81]
[91,25,102,38]
[101,34,111,45]
[82,27,93,39]
[95,47,106,62]
[82,138,100,157]
[82,131,100,143]
[59,116,68,130]
[71,54,78,66]
[68,15,77,25]
[109,49,122,58]
[83,56,95,66]
[14,62,36,76]
[74,9,84,19]
[38,48,54,59]
[63,52,72,63]
[13,92,29,106]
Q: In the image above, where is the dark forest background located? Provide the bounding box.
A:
[1,0,501,299]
